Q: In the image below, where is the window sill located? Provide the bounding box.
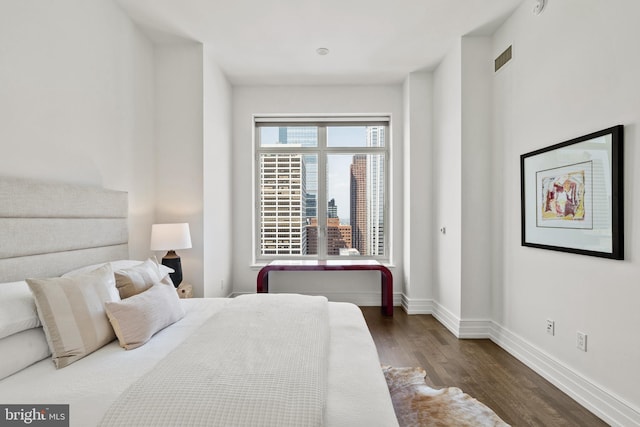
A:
[251,261,395,269]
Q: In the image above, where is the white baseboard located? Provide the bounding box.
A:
[400,294,434,314]
[458,319,493,339]
[430,301,460,337]
[489,323,640,427]
[429,301,494,339]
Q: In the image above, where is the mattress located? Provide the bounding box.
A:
[0,298,398,427]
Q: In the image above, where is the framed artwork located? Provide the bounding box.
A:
[520,125,624,259]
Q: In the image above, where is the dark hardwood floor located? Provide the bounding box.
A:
[361,307,608,427]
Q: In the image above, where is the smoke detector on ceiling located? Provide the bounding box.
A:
[533,0,546,15]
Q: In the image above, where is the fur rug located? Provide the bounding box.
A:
[382,366,510,427]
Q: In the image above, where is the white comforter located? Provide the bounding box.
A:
[0,298,399,427]
[100,294,330,427]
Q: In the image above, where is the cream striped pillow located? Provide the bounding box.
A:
[105,283,185,350]
[26,264,119,369]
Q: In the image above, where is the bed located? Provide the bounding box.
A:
[0,176,399,427]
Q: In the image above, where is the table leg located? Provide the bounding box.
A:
[380,267,393,316]
[257,269,269,293]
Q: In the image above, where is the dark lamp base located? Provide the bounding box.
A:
[161,251,183,287]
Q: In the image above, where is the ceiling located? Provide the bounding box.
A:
[116,0,524,85]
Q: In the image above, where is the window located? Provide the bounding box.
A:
[255,117,390,261]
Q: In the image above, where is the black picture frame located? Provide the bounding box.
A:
[520,125,624,259]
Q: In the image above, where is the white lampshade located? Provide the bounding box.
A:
[150,223,192,251]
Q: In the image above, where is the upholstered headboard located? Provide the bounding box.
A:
[0,176,128,283]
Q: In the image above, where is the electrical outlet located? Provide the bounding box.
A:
[577,331,587,351]
[546,319,555,336]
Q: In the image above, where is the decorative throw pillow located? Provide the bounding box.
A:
[105,283,185,350]
[0,281,41,339]
[114,258,173,299]
[26,264,119,369]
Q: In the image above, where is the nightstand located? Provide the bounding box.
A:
[176,283,193,299]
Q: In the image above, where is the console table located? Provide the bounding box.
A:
[256,260,393,316]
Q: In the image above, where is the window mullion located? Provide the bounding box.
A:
[254,131,260,262]
[317,126,328,260]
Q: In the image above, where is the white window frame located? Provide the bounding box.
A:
[253,115,391,263]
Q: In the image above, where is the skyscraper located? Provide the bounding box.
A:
[350,155,367,255]
[366,127,385,255]
[349,126,385,256]
[328,198,338,218]
[259,154,307,255]
[279,127,318,218]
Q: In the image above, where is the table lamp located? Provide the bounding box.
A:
[150,223,192,286]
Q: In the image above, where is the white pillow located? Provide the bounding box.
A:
[27,264,120,369]
[0,327,51,380]
[114,258,174,299]
[62,260,145,277]
[105,284,185,350]
[63,259,174,289]
[157,263,175,279]
[0,281,41,339]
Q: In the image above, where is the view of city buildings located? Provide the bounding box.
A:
[259,125,385,257]
[278,127,317,218]
[350,154,367,255]
[365,126,385,256]
[306,217,352,255]
[258,153,307,255]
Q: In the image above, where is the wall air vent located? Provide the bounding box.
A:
[494,45,512,72]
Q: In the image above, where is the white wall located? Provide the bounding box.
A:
[402,72,434,312]
[203,50,233,297]
[431,36,494,332]
[491,0,640,423]
[460,36,493,322]
[154,43,204,294]
[0,0,156,259]
[151,41,233,297]
[232,85,405,302]
[432,40,463,321]
[0,1,234,298]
